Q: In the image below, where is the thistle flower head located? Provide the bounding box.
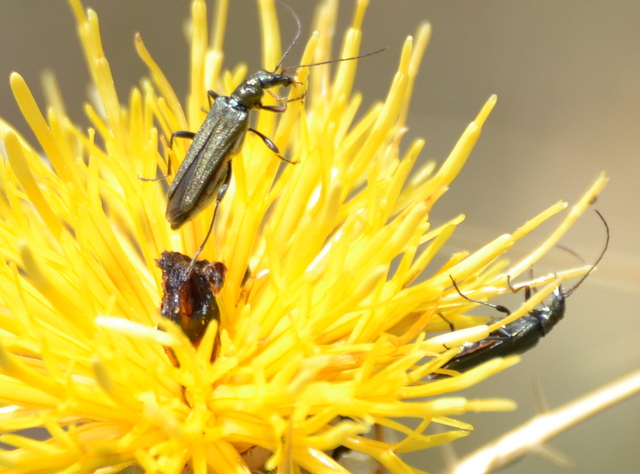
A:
[0,0,606,472]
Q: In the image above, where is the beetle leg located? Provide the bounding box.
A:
[207,90,220,103]
[138,130,196,181]
[507,274,533,300]
[248,128,300,164]
[266,87,306,104]
[449,276,511,316]
[437,312,455,332]
[188,161,232,271]
[200,90,221,113]
[259,103,287,113]
[163,130,198,177]
[170,130,197,148]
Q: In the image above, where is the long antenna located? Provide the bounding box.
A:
[273,0,302,72]
[281,48,387,74]
[272,1,386,74]
[564,209,609,297]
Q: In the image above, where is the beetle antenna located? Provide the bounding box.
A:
[564,209,609,298]
[274,0,302,72]
[555,244,586,264]
[281,48,387,74]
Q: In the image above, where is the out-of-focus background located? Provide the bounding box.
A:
[1,1,639,472]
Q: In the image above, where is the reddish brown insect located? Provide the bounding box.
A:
[156,251,226,364]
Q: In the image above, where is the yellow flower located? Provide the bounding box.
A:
[0,0,606,473]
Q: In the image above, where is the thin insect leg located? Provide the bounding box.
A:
[166,130,197,177]
[138,160,170,181]
[187,162,232,272]
[437,312,455,332]
[248,128,300,164]
[140,130,197,182]
[449,276,513,338]
[199,91,221,113]
[527,268,535,297]
[138,130,195,182]
[259,103,288,113]
[507,274,532,300]
[170,130,197,148]
[207,90,220,104]
[195,91,220,114]
[266,87,306,103]
[285,89,307,103]
[435,312,454,350]
[449,276,511,316]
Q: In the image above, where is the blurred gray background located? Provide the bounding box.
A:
[1,1,639,473]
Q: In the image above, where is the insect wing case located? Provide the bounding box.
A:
[166,96,249,229]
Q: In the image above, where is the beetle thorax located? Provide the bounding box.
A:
[231,76,265,109]
[539,287,566,335]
